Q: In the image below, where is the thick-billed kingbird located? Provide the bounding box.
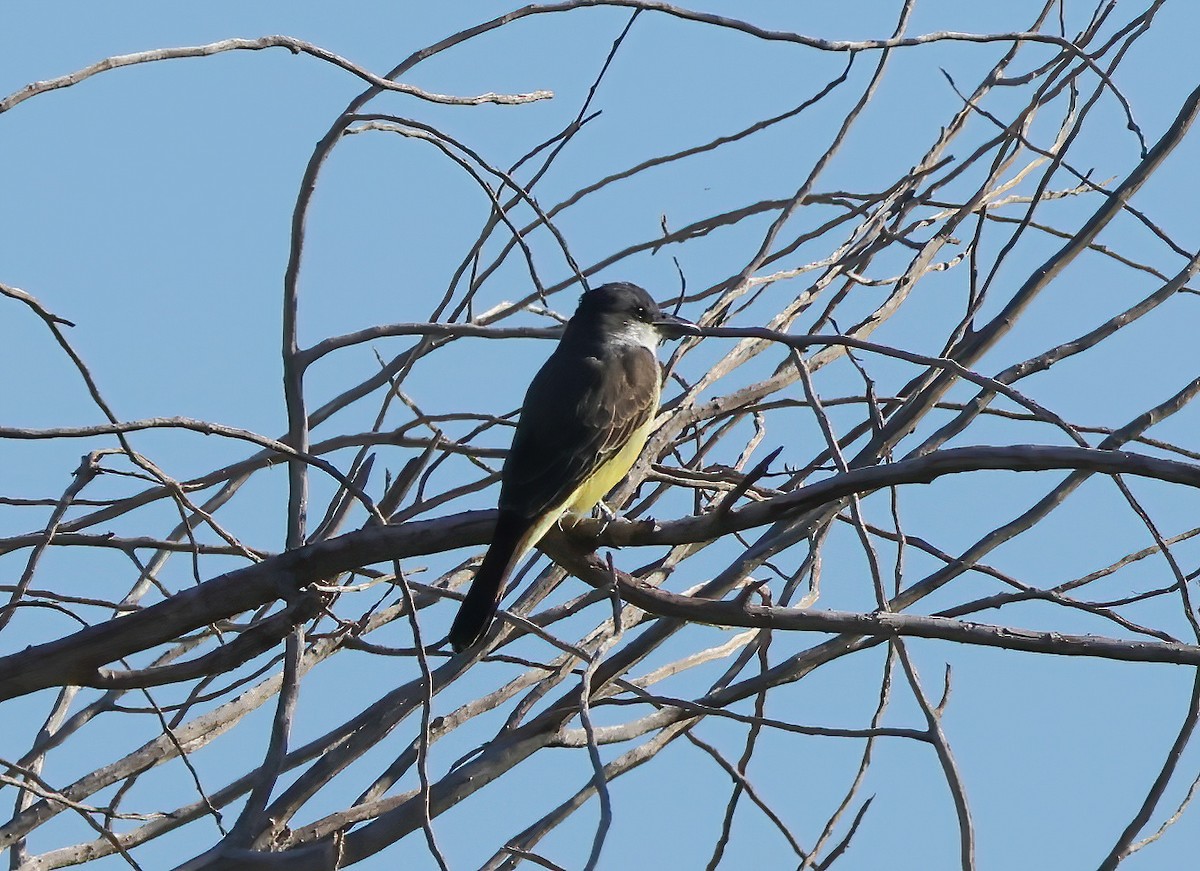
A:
[448,282,693,651]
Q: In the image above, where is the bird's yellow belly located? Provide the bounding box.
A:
[566,416,655,515]
[516,414,657,559]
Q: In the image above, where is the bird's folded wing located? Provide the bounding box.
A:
[498,346,660,520]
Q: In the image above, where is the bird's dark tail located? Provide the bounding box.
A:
[449,512,531,652]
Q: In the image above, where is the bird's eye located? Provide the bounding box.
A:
[634,306,648,320]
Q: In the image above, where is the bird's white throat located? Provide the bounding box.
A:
[610,319,661,351]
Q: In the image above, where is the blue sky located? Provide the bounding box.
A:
[3,3,1200,869]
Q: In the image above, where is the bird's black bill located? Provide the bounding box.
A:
[652,310,699,339]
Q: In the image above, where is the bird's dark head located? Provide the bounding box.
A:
[568,282,696,348]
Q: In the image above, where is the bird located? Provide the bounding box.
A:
[448,282,694,652]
